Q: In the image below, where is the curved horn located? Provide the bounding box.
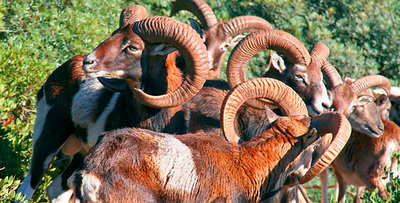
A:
[119,5,149,28]
[321,62,343,88]
[221,16,273,37]
[221,78,308,143]
[227,29,311,89]
[351,75,391,96]
[131,16,209,108]
[170,0,218,28]
[308,42,329,70]
[299,112,351,183]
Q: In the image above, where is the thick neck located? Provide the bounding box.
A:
[239,127,305,200]
[139,51,183,96]
[123,51,187,134]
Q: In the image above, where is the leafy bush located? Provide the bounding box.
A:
[1,0,399,202]
[222,0,400,85]
[0,176,27,203]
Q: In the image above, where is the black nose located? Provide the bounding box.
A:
[322,101,331,110]
[83,58,96,66]
[378,124,384,132]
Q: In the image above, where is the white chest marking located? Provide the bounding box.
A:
[71,78,120,150]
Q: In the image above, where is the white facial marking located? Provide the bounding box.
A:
[85,70,106,78]
[114,70,125,77]
[155,134,198,193]
[309,81,331,116]
[85,52,96,63]
[82,53,96,73]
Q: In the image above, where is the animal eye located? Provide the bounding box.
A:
[294,75,306,84]
[221,43,230,51]
[358,96,373,103]
[294,75,303,80]
[126,45,139,53]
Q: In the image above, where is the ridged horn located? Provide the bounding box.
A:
[227,29,311,90]
[131,16,208,108]
[221,16,273,37]
[221,78,308,143]
[321,62,343,88]
[308,42,329,70]
[170,0,218,28]
[299,112,351,183]
[351,75,391,96]
[119,5,148,28]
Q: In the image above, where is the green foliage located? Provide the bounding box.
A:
[222,0,400,85]
[0,1,4,30]
[1,0,399,202]
[0,176,28,203]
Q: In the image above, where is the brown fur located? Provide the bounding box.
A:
[72,116,321,202]
[320,77,390,203]
[43,55,85,100]
[331,119,400,201]
[165,51,183,93]
[187,80,282,141]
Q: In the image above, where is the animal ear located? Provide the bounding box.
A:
[148,44,177,56]
[269,52,287,73]
[375,94,388,106]
[275,116,310,138]
[189,18,204,37]
[301,128,319,144]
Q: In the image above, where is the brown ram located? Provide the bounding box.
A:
[17,6,209,202]
[319,62,392,202]
[68,78,351,202]
[226,30,331,117]
[331,119,400,202]
[170,0,274,79]
[188,29,332,139]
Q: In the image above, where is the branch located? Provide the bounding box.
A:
[0,30,19,33]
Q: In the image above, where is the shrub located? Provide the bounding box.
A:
[0,176,27,203]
